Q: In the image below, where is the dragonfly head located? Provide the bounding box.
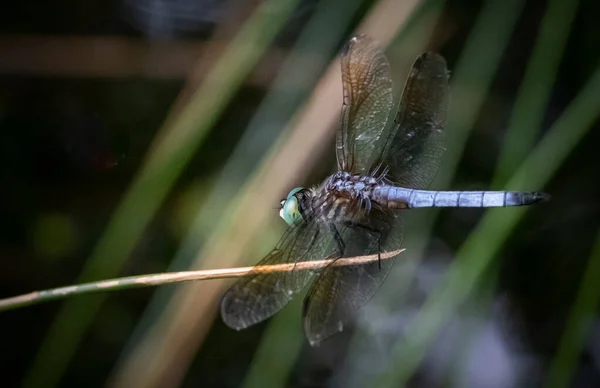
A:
[279,187,305,226]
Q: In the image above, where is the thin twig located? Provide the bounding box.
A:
[0,249,403,312]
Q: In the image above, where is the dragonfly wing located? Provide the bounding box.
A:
[337,34,393,174]
[379,52,449,189]
[221,219,334,331]
[302,213,404,344]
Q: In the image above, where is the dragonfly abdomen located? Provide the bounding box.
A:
[373,186,549,209]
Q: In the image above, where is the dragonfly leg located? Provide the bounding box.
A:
[328,224,346,256]
[343,221,384,270]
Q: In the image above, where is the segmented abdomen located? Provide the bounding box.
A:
[372,185,548,209]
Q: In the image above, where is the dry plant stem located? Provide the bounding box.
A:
[0,250,403,312]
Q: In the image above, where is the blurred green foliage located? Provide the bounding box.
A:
[1,0,599,387]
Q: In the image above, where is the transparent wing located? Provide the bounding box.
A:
[221,219,334,330]
[337,34,393,174]
[379,52,449,189]
[302,51,448,343]
[302,212,403,344]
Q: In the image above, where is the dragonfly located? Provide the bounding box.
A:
[220,34,548,345]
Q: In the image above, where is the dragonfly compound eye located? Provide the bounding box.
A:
[279,187,305,226]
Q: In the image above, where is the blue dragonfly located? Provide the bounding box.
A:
[221,35,548,345]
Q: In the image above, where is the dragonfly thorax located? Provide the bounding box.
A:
[325,171,380,192]
[309,171,383,223]
[279,171,383,226]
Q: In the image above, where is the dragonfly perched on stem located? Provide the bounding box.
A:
[221,34,549,345]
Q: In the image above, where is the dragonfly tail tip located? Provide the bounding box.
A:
[535,192,551,203]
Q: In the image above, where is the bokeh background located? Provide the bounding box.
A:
[1,0,600,387]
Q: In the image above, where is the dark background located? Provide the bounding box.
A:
[1,0,599,387]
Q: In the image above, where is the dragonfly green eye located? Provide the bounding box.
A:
[279,187,304,226]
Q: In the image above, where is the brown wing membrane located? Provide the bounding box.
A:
[379,52,449,189]
[337,34,393,174]
[221,220,333,330]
